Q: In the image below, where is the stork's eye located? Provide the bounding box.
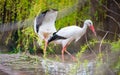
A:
[89,22,91,25]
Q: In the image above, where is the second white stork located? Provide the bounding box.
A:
[48,19,96,61]
[34,9,58,57]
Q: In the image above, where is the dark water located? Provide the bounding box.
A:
[0,70,9,75]
[0,65,45,75]
[0,70,45,75]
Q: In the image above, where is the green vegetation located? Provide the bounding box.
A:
[111,39,120,74]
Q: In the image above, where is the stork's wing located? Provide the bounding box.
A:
[36,10,49,27]
[48,32,67,43]
[35,13,46,33]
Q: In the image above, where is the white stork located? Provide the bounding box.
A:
[34,9,58,57]
[48,20,96,61]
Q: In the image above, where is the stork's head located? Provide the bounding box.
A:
[84,20,96,36]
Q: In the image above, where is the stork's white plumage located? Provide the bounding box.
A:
[34,9,58,57]
[48,20,96,61]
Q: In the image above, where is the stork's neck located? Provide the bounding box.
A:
[82,23,88,34]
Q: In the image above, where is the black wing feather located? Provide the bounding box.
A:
[48,32,67,44]
[36,11,48,33]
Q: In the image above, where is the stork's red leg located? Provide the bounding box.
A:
[61,47,66,62]
[43,40,48,58]
[62,44,76,61]
[65,50,76,61]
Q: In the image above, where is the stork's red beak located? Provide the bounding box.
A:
[89,25,96,36]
